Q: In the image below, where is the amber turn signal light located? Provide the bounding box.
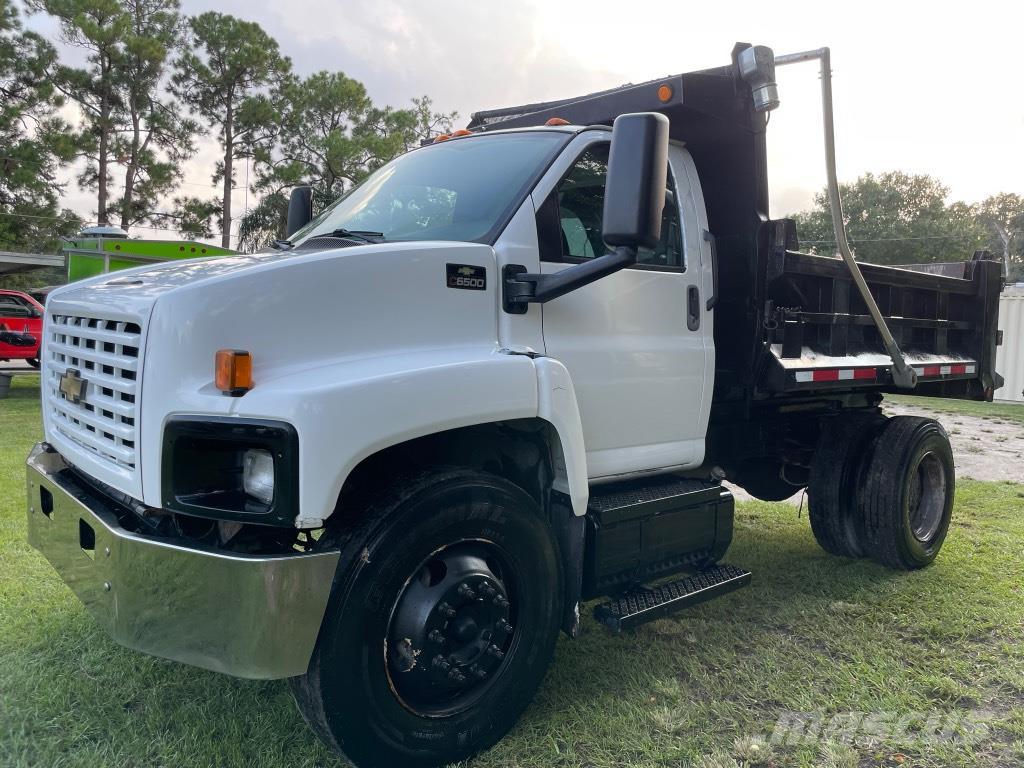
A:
[215,349,253,396]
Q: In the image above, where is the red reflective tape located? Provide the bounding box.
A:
[815,369,840,381]
[853,367,876,380]
[922,365,942,377]
[950,363,967,375]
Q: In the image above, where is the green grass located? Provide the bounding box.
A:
[884,393,1024,425]
[2,374,1023,768]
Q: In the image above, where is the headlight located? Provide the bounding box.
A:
[162,417,298,526]
[243,449,275,505]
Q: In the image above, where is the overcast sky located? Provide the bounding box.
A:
[25,0,1024,244]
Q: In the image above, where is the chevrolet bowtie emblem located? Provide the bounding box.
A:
[458,266,475,276]
[59,368,87,404]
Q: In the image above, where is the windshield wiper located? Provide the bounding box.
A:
[271,239,293,250]
[326,228,385,243]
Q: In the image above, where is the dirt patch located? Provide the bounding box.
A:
[728,401,1024,504]
[883,402,1024,484]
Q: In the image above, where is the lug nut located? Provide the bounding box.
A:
[496,619,512,634]
[427,629,445,644]
[493,595,509,609]
[487,644,505,659]
[458,583,477,600]
[471,665,487,679]
[448,668,466,684]
[438,602,456,618]
[432,654,451,672]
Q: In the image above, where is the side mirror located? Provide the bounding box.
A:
[286,185,314,238]
[601,112,670,252]
[502,112,671,313]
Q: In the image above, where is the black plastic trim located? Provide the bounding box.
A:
[161,416,300,527]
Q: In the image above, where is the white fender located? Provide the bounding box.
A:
[533,357,589,516]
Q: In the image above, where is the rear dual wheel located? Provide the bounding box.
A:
[859,417,955,569]
[809,414,954,570]
[291,470,563,768]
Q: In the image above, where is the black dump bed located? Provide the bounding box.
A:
[469,44,1004,404]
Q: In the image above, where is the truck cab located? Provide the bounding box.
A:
[25,43,1003,768]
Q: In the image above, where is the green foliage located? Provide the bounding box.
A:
[0,0,80,255]
[792,171,989,265]
[108,0,198,230]
[238,81,456,251]
[31,0,196,229]
[973,192,1024,281]
[170,12,290,248]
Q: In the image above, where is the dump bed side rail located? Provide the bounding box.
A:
[759,244,1004,400]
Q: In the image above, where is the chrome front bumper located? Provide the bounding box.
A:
[25,443,340,679]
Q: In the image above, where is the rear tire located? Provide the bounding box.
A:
[807,413,886,558]
[859,416,954,570]
[290,469,563,768]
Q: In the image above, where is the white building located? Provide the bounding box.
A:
[995,286,1024,402]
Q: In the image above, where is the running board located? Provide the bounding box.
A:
[594,564,751,632]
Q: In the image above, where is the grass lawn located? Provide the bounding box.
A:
[2,375,1023,768]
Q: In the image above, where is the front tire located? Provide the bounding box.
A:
[291,469,563,768]
[859,416,955,570]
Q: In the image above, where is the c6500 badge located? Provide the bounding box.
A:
[446,263,486,291]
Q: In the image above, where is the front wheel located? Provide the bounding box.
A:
[291,469,563,768]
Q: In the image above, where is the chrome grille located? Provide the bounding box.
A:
[45,314,142,470]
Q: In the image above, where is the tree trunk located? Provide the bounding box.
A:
[98,55,110,225]
[222,107,233,250]
[120,111,141,231]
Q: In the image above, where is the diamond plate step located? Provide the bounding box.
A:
[594,563,751,631]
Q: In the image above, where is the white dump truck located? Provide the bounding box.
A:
[26,44,1003,767]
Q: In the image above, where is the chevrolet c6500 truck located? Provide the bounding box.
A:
[26,44,1003,767]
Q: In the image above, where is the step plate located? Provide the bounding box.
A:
[594,564,751,631]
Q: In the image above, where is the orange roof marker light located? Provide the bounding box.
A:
[432,133,451,143]
[450,129,473,137]
[215,349,253,396]
[545,117,570,126]
[657,84,674,103]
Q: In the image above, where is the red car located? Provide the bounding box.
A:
[0,289,44,368]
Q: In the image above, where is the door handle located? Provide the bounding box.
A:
[687,285,701,331]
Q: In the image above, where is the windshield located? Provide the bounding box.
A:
[291,131,568,246]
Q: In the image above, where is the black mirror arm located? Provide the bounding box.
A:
[503,246,637,314]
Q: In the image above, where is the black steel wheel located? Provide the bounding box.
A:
[290,469,563,768]
[386,541,518,716]
[807,413,886,558]
[859,416,955,570]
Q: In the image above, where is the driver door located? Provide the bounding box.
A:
[535,136,711,480]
